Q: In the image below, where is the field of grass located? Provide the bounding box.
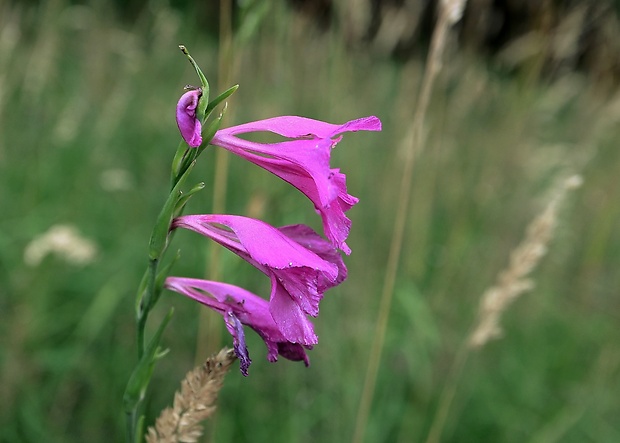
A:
[1,1,619,442]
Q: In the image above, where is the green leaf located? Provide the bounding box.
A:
[149,163,194,260]
[170,141,190,188]
[135,267,149,319]
[172,151,198,190]
[134,415,145,443]
[179,45,209,119]
[123,308,174,413]
[151,251,181,308]
[205,84,239,119]
[175,182,205,214]
[200,103,228,151]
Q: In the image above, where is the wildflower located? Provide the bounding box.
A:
[24,224,98,267]
[165,277,312,375]
[171,214,346,345]
[100,168,133,192]
[176,89,202,147]
[210,116,382,254]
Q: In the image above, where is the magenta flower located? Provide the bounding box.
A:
[171,214,346,346]
[176,89,202,147]
[165,277,311,375]
[210,116,382,254]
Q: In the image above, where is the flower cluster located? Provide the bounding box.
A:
[169,89,381,375]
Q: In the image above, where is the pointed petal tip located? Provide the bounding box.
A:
[363,115,382,131]
[337,116,382,135]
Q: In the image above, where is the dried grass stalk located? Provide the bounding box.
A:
[468,175,583,348]
[426,175,582,443]
[353,3,467,443]
[145,348,237,443]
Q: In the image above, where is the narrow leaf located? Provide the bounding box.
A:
[123,308,174,412]
[149,164,194,260]
[179,45,209,118]
[205,84,239,118]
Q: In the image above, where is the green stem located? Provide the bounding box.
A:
[137,258,158,359]
[127,155,197,441]
[126,409,138,443]
[128,259,158,443]
[125,48,219,441]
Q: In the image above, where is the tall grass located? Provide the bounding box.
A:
[1,1,619,443]
[353,3,466,442]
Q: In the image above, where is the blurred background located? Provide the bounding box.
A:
[1,0,619,442]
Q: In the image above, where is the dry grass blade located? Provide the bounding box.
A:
[352,2,467,443]
[145,348,237,443]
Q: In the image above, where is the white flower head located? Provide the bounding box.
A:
[24,224,98,267]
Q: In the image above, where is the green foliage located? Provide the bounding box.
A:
[1,1,619,443]
[124,309,173,441]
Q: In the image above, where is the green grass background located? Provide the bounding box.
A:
[1,1,619,442]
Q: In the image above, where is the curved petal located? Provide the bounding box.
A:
[278,224,348,286]
[210,116,381,253]
[269,276,318,345]
[172,215,342,322]
[165,277,311,374]
[216,115,381,140]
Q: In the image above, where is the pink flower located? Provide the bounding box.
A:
[171,214,346,346]
[210,116,382,254]
[176,89,202,147]
[165,277,311,375]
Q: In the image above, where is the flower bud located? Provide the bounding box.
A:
[176,89,202,147]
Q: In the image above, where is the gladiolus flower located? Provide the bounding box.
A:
[176,89,202,147]
[165,277,311,376]
[171,214,346,345]
[210,116,382,254]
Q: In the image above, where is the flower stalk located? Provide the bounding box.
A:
[124,44,380,442]
[124,46,238,443]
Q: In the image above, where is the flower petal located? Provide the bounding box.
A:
[215,115,381,140]
[210,116,381,253]
[269,276,318,345]
[172,215,346,345]
[278,224,348,286]
[165,277,311,374]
